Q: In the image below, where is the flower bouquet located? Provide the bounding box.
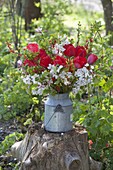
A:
[18,34,98,132]
[21,35,98,96]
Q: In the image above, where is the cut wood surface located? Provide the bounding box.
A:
[11,122,103,170]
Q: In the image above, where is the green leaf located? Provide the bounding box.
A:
[24,118,32,126]
[99,79,106,87]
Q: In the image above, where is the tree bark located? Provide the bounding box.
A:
[101,0,113,35]
[11,122,103,170]
[16,0,42,31]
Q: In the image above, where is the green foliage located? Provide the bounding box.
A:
[32,0,71,35]
[0,58,33,119]
[0,132,24,155]
[0,132,24,169]
[72,22,113,169]
[0,13,12,51]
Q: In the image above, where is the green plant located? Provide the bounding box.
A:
[31,0,71,35]
[0,132,24,170]
[72,22,113,169]
[0,64,33,120]
[0,132,24,155]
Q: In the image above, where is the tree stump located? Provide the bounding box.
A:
[11,122,103,170]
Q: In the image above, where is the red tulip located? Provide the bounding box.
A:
[23,59,37,67]
[87,54,98,65]
[40,55,52,68]
[53,55,67,66]
[75,46,87,58]
[63,44,76,57]
[26,43,39,53]
[73,56,87,69]
[38,49,47,58]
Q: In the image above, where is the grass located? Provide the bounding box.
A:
[63,3,104,31]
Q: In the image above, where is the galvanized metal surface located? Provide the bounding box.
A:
[44,93,73,132]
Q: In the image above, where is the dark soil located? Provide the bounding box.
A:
[0,119,19,142]
[0,119,25,170]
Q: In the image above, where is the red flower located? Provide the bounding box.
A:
[23,59,37,67]
[88,140,93,145]
[73,56,87,69]
[38,49,47,58]
[33,49,47,62]
[88,140,93,149]
[40,55,52,68]
[75,46,87,58]
[26,43,39,53]
[63,44,76,57]
[106,143,109,148]
[33,55,40,62]
[53,55,67,66]
[87,54,98,65]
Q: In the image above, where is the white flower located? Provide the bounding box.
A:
[17,60,22,67]
[90,65,94,69]
[32,83,47,95]
[76,78,87,86]
[53,74,58,79]
[52,43,65,54]
[48,79,53,86]
[37,88,44,95]
[35,27,42,33]
[61,38,70,46]
[57,65,63,73]
[85,63,89,67]
[32,89,39,95]
[59,71,66,79]
[36,85,48,95]
[47,64,52,70]
[72,86,80,94]
[31,74,39,84]
[59,34,70,45]
[23,75,32,85]
[58,71,72,85]
[56,44,65,52]
[64,79,70,85]
[48,65,58,79]
[75,67,90,78]
[52,48,58,55]
[48,64,57,73]
[76,74,92,87]
[67,72,73,78]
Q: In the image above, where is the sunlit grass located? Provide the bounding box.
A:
[63,3,104,31]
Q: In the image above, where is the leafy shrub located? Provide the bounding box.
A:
[72,22,113,169]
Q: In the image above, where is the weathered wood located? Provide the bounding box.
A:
[11,122,103,170]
